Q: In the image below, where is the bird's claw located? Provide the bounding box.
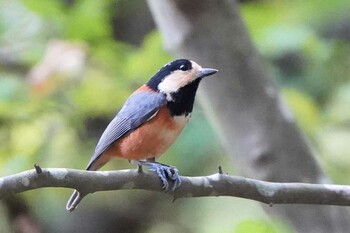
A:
[139,161,181,191]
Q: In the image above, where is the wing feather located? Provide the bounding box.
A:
[86,92,166,169]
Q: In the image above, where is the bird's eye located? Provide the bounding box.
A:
[179,64,189,71]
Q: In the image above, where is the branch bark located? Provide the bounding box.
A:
[1,168,350,207]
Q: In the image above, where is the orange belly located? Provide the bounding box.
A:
[102,106,190,161]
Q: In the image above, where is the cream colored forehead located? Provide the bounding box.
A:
[158,61,203,95]
[190,60,202,72]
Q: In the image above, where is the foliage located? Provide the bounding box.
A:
[235,219,292,233]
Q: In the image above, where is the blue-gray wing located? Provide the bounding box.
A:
[86,91,166,169]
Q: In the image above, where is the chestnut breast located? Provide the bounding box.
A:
[103,106,190,160]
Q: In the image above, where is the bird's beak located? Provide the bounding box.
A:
[196,68,218,78]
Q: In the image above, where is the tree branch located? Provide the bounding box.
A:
[1,167,350,207]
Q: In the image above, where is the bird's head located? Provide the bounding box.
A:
[147,59,218,101]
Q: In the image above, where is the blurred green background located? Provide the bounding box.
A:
[0,0,350,232]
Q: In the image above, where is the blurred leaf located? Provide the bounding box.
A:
[0,76,29,120]
[235,219,276,233]
[235,219,291,233]
[10,121,44,157]
[71,69,129,117]
[260,26,314,56]
[242,0,350,39]
[282,88,321,136]
[63,0,111,41]
[91,39,132,74]
[21,0,66,19]
[0,76,24,102]
[22,0,111,42]
[318,127,350,183]
[125,31,171,84]
[325,84,350,124]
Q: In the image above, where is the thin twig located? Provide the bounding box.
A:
[218,165,223,175]
[34,164,42,174]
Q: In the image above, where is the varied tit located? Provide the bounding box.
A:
[66,59,218,211]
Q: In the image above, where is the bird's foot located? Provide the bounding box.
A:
[138,161,181,191]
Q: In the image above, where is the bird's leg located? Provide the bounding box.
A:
[138,160,181,191]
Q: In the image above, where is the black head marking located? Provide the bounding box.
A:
[147,59,192,91]
[166,78,201,116]
[146,59,217,116]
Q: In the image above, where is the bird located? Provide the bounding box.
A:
[66,59,218,212]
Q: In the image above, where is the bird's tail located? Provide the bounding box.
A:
[66,190,84,212]
[66,155,110,212]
